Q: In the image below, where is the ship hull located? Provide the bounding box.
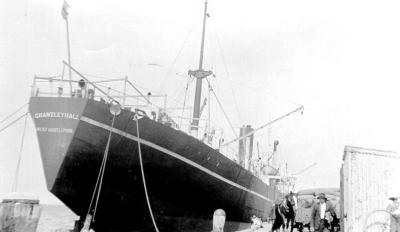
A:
[29,97,280,232]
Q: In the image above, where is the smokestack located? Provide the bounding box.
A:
[238,126,246,166]
[246,125,254,170]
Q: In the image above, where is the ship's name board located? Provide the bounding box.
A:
[34,112,79,120]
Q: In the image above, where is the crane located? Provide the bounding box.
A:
[292,162,317,176]
[265,162,316,182]
[220,105,304,147]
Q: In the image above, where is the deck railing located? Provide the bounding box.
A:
[31,62,229,154]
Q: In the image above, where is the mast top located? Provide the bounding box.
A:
[189,0,213,132]
[197,0,210,71]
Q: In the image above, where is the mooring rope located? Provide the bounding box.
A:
[11,113,28,192]
[83,110,159,231]
[85,113,116,227]
[134,115,160,232]
[93,114,115,220]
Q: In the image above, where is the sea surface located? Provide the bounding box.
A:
[37,204,79,232]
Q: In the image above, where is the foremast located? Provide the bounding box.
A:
[189,0,213,134]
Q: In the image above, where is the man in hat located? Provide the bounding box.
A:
[387,193,400,232]
[310,193,337,232]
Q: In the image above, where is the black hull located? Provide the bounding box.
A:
[29,97,281,232]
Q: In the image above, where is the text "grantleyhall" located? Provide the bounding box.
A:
[34,112,79,120]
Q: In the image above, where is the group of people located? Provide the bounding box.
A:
[272,192,338,232]
[270,191,400,232]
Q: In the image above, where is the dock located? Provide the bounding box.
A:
[0,192,41,232]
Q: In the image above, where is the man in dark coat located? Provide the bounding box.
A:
[270,197,285,231]
[310,193,337,232]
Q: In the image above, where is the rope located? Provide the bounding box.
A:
[11,113,28,192]
[213,27,243,125]
[85,114,116,224]
[0,112,28,134]
[205,78,238,138]
[0,103,28,124]
[93,115,115,219]
[134,115,159,232]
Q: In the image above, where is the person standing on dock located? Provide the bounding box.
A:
[309,193,337,232]
[387,193,400,232]
[271,197,285,231]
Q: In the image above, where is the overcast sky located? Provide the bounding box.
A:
[1,0,400,204]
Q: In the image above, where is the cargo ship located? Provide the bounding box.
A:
[29,1,286,231]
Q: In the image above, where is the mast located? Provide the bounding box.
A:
[198,0,208,69]
[66,16,72,96]
[188,0,213,134]
[61,0,73,96]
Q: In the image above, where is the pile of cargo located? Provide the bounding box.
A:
[295,188,340,225]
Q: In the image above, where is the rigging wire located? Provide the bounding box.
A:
[81,72,122,80]
[180,77,194,128]
[212,25,244,124]
[61,62,66,81]
[125,79,153,105]
[11,113,28,192]
[134,115,160,232]
[200,30,303,109]
[80,72,165,97]
[81,71,187,109]
[205,78,238,138]
[95,80,186,115]
[213,72,303,109]
[95,83,153,106]
[95,78,197,117]
[0,112,28,134]
[0,103,28,124]
[170,75,193,109]
[79,71,183,109]
[156,12,201,93]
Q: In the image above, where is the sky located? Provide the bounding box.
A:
[1,0,400,204]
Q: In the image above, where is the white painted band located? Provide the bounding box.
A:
[80,116,273,203]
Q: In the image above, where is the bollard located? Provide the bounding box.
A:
[212,209,226,232]
[0,193,42,232]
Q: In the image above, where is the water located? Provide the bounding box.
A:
[37,204,79,232]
